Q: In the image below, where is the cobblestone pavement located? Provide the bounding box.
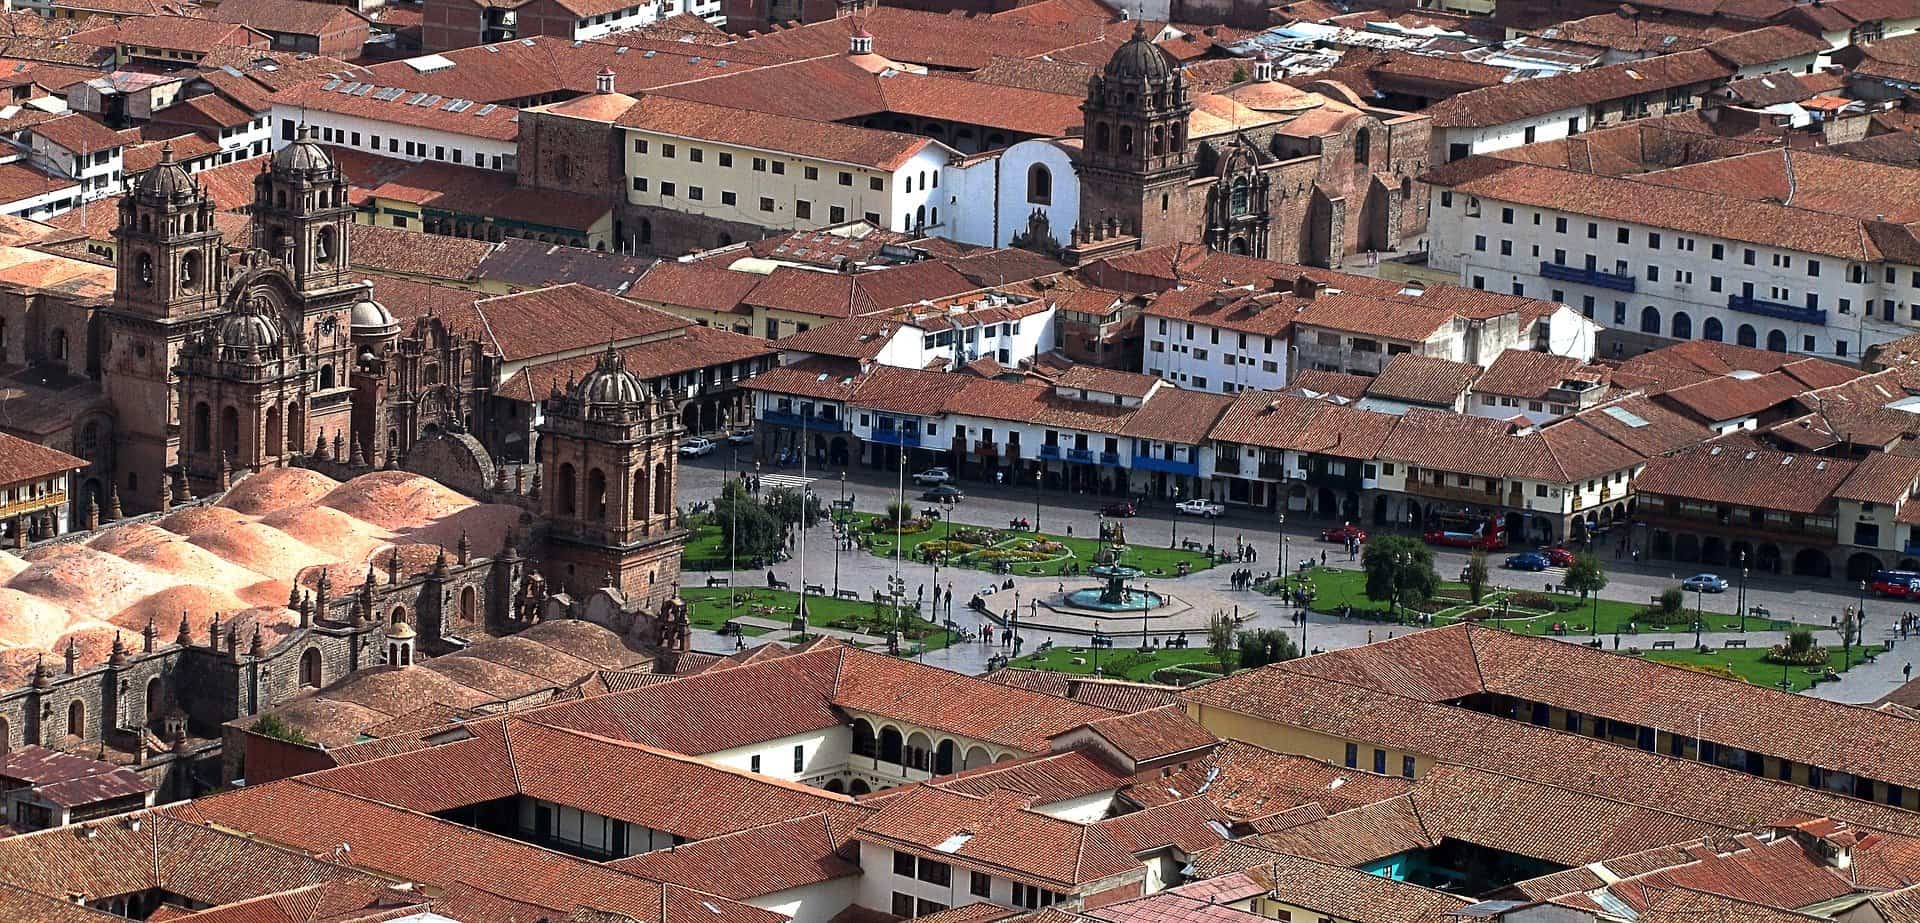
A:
[680,454,1916,704]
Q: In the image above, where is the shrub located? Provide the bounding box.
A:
[251,713,312,746]
[1765,642,1829,666]
[1510,592,1553,611]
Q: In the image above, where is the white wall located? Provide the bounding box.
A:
[1143,314,1288,395]
[940,139,1077,250]
[1427,186,1912,358]
[572,0,663,39]
[702,728,851,783]
[268,103,518,171]
[1439,105,1585,161]
[751,876,862,923]
[890,146,954,236]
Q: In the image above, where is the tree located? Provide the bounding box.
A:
[1464,550,1490,604]
[1237,628,1299,669]
[1659,587,1685,617]
[1788,628,1815,656]
[1207,609,1237,668]
[251,713,311,746]
[1361,536,1439,618]
[714,481,782,559]
[884,500,915,527]
[764,487,823,531]
[1562,554,1608,600]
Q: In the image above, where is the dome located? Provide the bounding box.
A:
[135,143,196,201]
[1104,23,1174,82]
[574,343,649,408]
[217,310,281,352]
[350,297,397,333]
[387,616,416,640]
[272,124,333,174]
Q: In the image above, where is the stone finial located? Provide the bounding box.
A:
[208,612,222,647]
[158,473,172,512]
[514,466,526,494]
[494,465,508,492]
[215,453,232,491]
[384,447,398,470]
[84,496,97,531]
[12,520,24,550]
[499,533,520,562]
[63,637,76,675]
[177,610,191,646]
[143,616,157,653]
[457,529,471,565]
[332,431,345,463]
[433,546,450,577]
[109,632,127,667]
[529,467,542,500]
[348,433,366,469]
[315,433,330,460]
[31,654,48,688]
[249,626,263,658]
[298,592,312,628]
[288,583,302,610]
[387,547,402,584]
[226,624,241,661]
[175,469,193,503]
[106,487,123,521]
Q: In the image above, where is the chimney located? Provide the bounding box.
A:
[1253,53,1273,82]
[849,25,873,55]
[595,67,615,94]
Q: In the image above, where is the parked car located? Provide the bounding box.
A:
[1681,573,1729,593]
[1321,524,1368,544]
[678,437,715,457]
[921,485,965,502]
[1175,498,1225,518]
[1504,552,1550,571]
[726,428,754,445]
[1540,545,1575,567]
[912,467,953,486]
[1102,500,1138,518]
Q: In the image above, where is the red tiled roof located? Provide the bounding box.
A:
[498,325,774,403]
[1364,354,1481,407]
[273,80,520,142]
[0,431,85,484]
[29,114,123,154]
[616,95,935,171]
[609,811,864,898]
[1428,49,1732,128]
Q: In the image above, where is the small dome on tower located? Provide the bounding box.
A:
[350,296,397,334]
[271,123,333,174]
[135,143,195,202]
[387,615,416,640]
[216,311,281,353]
[573,342,649,408]
[1104,23,1174,82]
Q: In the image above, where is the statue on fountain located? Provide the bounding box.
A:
[1098,571,1130,606]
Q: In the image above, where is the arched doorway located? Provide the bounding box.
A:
[1737,324,1757,348]
[558,464,577,516]
[852,719,877,757]
[824,778,846,794]
[1372,494,1388,525]
[849,779,871,795]
[66,700,84,738]
[1846,552,1882,583]
[1767,329,1788,352]
[1792,548,1831,578]
[878,726,903,764]
[300,647,323,687]
[905,731,933,771]
[145,676,163,723]
[962,745,991,770]
[1671,312,1692,340]
[1674,533,1700,562]
[460,586,477,622]
[1640,306,1661,333]
[1703,317,1724,341]
[1504,512,1524,543]
[934,740,956,775]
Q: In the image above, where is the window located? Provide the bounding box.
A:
[722,191,736,206]
[1710,276,1722,292]
[1500,240,1513,256]
[892,895,915,918]
[1373,749,1386,774]
[752,157,767,171]
[1027,164,1052,204]
[1646,265,1659,282]
[830,205,845,223]
[1744,248,1756,265]
[660,181,675,197]
[759,196,775,212]
[839,171,852,186]
[689,147,703,163]
[870,177,883,191]
[719,152,732,167]
[803,165,818,180]
[1804,334,1817,352]
[916,859,951,886]
[1501,207,1514,224]
[1473,234,1486,252]
[688,185,704,201]
[1555,216,1567,233]
[793,745,804,773]
[750,754,761,773]
[1440,191,1453,207]
[1648,232,1661,249]
[894,853,916,876]
[796,200,811,219]
[971,872,991,898]
[1401,755,1415,778]
[1808,259,1821,277]
[632,177,647,192]
[1617,227,1629,244]
[1344,742,1357,768]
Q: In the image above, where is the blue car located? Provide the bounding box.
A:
[1682,574,1729,593]
[1504,552,1549,571]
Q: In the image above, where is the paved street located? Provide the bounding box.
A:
[680,452,1919,704]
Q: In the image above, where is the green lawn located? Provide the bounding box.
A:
[1010,645,1222,683]
[682,522,731,571]
[847,512,1215,579]
[1647,642,1890,693]
[680,586,954,652]
[1281,567,1794,634]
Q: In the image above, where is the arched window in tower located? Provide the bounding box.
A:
[1152,125,1166,156]
[634,468,649,519]
[66,699,83,738]
[316,227,335,264]
[1095,123,1110,152]
[50,329,66,360]
[1231,177,1250,216]
[319,364,335,390]
[587,468,608,521]
[265,406,281,457]
[1354,128,1371,164]
[1027,164,1052,205]
[180,250,201,291]
[558,463,577,516]
[221,405,240,456]
[193,403,211,452]
[136,253,153,286]
[915,205,926,229]
[139,214,151,234]
[1120,125,1135,154]
[653,461,669,522]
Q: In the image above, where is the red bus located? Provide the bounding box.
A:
[1871,569,1920,597]
[1423,513,1506,550]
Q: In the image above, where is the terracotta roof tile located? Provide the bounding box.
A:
[1428,49,1733,128]
[0,431,84,484]
[610,811,865,899]
[617,95,935,171]
[1363,354,1481,406]
[348,224,494,281]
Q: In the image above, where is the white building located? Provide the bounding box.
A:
[269,78,520,172]
[777,291,1056,373]
[1141,283,1295,395]
[943,138,1079,251]
[1426,147,1919,360]
[24,115,124,204]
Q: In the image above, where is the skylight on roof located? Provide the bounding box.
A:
[1601,406,1649,428]
[403,53,457,73]
[936,833,973,853]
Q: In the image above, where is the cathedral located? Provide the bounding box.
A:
[0,129,693,798]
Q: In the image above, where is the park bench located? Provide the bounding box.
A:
[805,583,826,596]
[1723,639,1747,649]
[768,577,791,590]
[705,576,730,587]
[1585,640,1603,648]
[835,589,861,600]
[1651,640,1676,650]
[1182,539,1203,551]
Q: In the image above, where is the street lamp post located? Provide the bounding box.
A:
[1278,511,1289,596]
[834,471,846,595]
[1033,468,1043,533]
[1737,550,1748,633]
[1170,485,1181,550]
[1093,619,1102,676]
[1849,580,1865,669]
